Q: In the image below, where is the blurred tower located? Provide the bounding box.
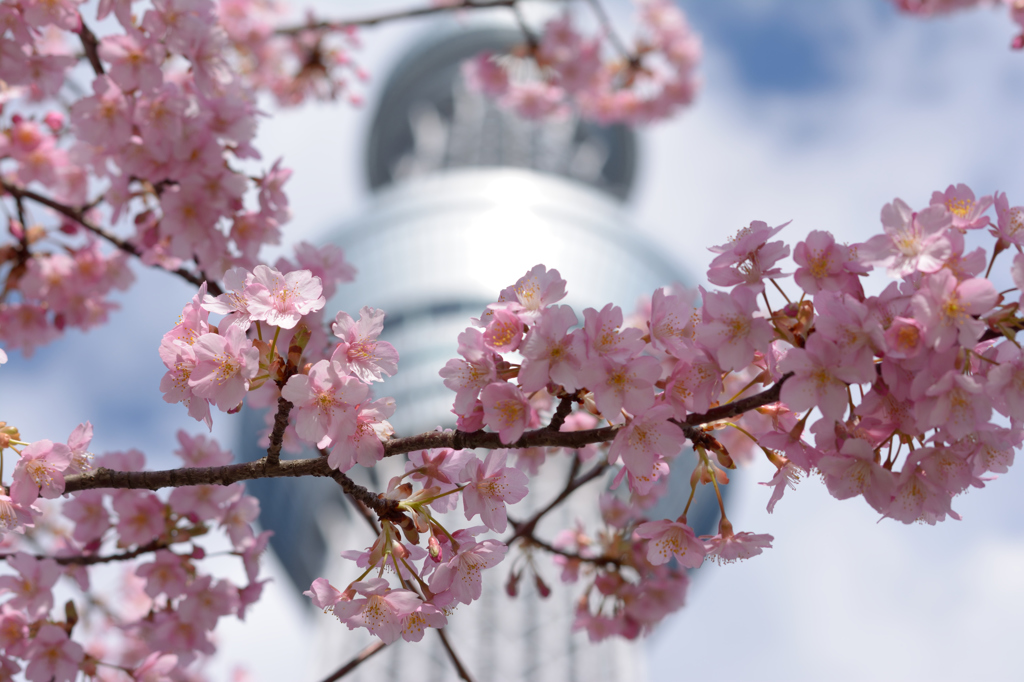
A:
[243,20,716,682]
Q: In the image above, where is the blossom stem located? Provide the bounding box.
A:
[701,447,729,523]
[679,470,699,523]
[268,326,281,364]
[770,277,792,304]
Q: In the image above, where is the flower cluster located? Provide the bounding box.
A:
[0,0,360,359]
[0,428,268,681]
[891,0,1024,50]
[463,0,701,124]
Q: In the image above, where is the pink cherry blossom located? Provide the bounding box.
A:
[609,405,686,485]
[885,448,958,525]
[331,306,399,383]
[492,264,567,323]
[0,553,60,616]
[439,328,499,412]
[428,537,508,605]
[9,439,72,505]
[695,286,775,372]
[518,304,585,392]
[460,449,529,533]
[706,220,791,293]
[481,382,532,444]
[859,198,952,277]
[112,491,166,546]
[779,334,872,423]
[817,438,897,513]
[246,265,325,329]
[136,550,190,599]
[991,190,1024,247]
[400,603,448,642]
[911,270,997,351]
[635,519,706,568]
[342,578,422,644]
[61,490,109,543]
[584,302,646,361]
[24,624,83,682]
[281,359,366,446]
[579,354,661,423]
[793,230,867,296]
[702,520,773,565]
[327,398,395,471]
[189,325,260,411]
[930,183,992,230]
[481,306,525,353]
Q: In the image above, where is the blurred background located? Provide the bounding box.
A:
[2,1,1024,680]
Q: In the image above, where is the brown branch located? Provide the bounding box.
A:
[62,378,791,496]
[265,395,294,468]
[330,469,400,521]
[0,538,172,566]
[435,627,475,682]
[547,394,576,433]
[63,456,337,494]
[507,458,610,543]
[520,535,623,568]
[318,640,387,682]
[0,180,221,295]
[683,373,790,427]
[276,0,517,36]
[76,18,105,76]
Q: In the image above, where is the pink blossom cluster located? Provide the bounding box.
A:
[463,0,700,124]
[0,428,268,681]
[301,445,532,644]
[892,0,1024,49]
[0,0,360,361]
[431,183,1024,638]
[159,262,367,431]
[218,0,367,107]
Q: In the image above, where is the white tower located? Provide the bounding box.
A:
[242,20,718,681]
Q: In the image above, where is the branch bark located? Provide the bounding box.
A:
[0,180,221,295]
[276,0,517,35]
[62,376,791,496]
[318,640,387,682]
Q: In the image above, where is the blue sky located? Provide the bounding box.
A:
[2,1,1024,680]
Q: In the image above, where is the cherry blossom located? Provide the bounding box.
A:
[460,449,529,533]
[634,519,707,568]
[331,306,399,383]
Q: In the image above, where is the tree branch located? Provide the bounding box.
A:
[0,180,220,295]
[265,395,294,468]
[76,18,105,76]
[62,377,791,496]
[0,538,173,566]
[435,627,475,682]
[507,459,609,543]
[276,0,517,36]
[519,535,623,568]
[318,640,387,682]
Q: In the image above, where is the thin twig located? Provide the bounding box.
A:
[76,18,105,76]
[0,538,173,566]
[276,0,517,35]
[520,535,623,568]
[507,458,609,543]
[585,0,633,62]
[318,640,387,682]
[435,628,475,682]
[0,180,220,295]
